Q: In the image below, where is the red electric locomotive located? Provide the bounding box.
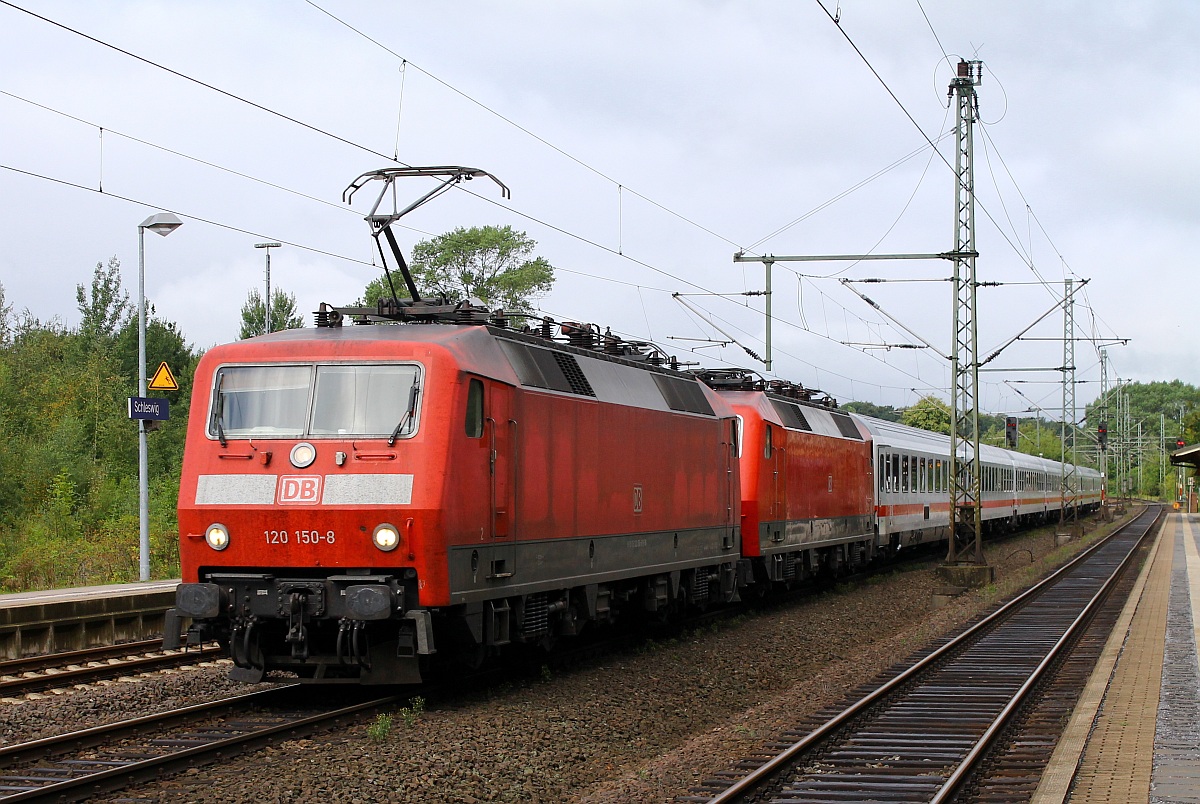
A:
[166,310,742,683]
[166,165,741,683]
[696,370,876,586]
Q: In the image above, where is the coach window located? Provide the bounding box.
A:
[879,453,888,494]
[465,378,484,438]
[901,455,910,493]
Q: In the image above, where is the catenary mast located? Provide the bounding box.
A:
[946,60,985,567]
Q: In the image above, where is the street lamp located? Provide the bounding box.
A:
[254,242,282,334]
[137,212,183,582]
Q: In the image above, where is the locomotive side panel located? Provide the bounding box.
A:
[444,381,740,603]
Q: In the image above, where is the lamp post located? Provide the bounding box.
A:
[137,213,183,582]
[254,242,282,334]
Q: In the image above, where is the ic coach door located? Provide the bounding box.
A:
[487,383,516,580]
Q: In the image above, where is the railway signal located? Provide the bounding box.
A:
[1005,417,1018,449]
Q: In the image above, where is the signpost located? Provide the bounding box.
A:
[127,396,170,421]
[148,361,179,392]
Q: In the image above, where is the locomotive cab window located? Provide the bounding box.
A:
[465,378,484,438]
[210,362,423,440]
[311,364,421,436]
[210,365,310,438]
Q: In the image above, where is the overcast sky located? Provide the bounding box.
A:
[1,1,1195,418]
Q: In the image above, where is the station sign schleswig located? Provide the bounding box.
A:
[128,396,170,421]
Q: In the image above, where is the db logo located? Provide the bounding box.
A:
[279,475,322,505]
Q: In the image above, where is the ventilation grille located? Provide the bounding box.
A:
[783,552,797,580]
[499,341,596,397]
[552,351,594,396]
[771,400,812,431]
[520,593,549,638]
[653,374,715,416]
[831,411,862,440]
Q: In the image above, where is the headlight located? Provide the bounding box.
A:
[205,523,230,551]
[372,523,400,552]
[290,442,317,468]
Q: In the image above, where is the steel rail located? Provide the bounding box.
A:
[0,684,410,802]
[0,645,222,698]
[0,638,179,674]
[705,505,1160,803]
[0,685,299,766]
[929,505,1161,803]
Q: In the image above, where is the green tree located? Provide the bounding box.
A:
[0,281,12,347]
[239,288,305,339]
[901,395,952,435]
[0,267,200,590]
[76,256,131,349]
[360,225,554,313]
[841,401,901,422]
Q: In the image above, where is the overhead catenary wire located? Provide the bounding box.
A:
[2,157,949,403]
[0,2,759,316]
[0,0,406,167]
[0,162,377,268]
[813,0,1074,305]
[1,1,1114,413]
[0,88,434,237]
[303,0,746,253]
[811,2,1122,412]
[747,129,954,252]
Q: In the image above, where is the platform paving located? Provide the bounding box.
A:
[1033,513,1200,804]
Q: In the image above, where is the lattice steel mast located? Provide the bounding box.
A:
[946,60,985,565]
[1099,349,1110,516]
[1060,279,1078,522]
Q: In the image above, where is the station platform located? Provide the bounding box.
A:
[1034,512,1200,803]
[0,580,179,659]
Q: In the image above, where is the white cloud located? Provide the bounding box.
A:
[1,0,1195,411]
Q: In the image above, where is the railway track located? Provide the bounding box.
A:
[0,685,407,801]
[0,640,222,698]
[685,505,1163,804]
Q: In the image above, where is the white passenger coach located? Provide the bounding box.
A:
[853,415,1103,553]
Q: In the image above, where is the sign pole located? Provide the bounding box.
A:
[136,213,182,582]
[138,223,149,582]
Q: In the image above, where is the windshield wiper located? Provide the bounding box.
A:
[214,372,228,447]
[388,382,420,446]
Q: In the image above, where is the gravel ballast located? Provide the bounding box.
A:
[0,514,1131,803]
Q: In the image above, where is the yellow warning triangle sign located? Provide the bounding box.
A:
[148,362,179,392]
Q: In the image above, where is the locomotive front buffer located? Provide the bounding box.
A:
[165,573,434,684]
